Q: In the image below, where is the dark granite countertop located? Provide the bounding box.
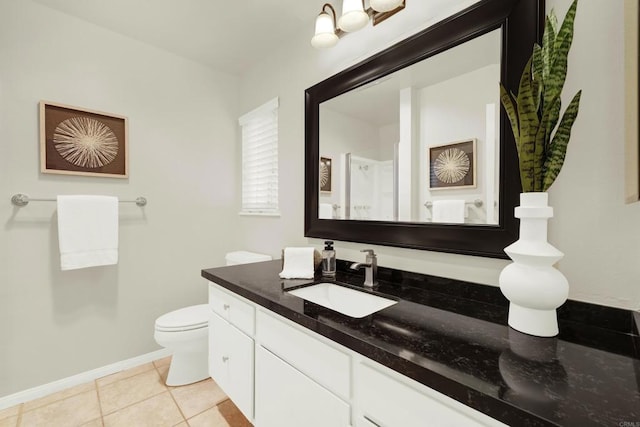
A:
[202,260,640,427]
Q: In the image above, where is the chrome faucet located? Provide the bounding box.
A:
[350,249,378,287]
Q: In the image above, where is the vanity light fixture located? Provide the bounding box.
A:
[311,0,406,48]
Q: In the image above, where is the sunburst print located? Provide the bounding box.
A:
[320,162,330,187]
[434,147,470,184]
[53,117,119,168]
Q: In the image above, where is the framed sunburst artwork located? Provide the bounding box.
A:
[40,101,128,178]
[320,156,332,193]
[428,139,476,190]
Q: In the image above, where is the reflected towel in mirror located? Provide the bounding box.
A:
[319,203,333,219]
[432,200,465,224]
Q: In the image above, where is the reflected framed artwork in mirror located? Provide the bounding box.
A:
[305,0,544,258]
[320,157,332,193]
[429,139,476,190]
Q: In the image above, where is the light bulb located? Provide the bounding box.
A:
[311,10,339,48]
[338,0,368,32]
[370,0,403,13]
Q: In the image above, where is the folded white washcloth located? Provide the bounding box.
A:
[432,200,465,224]
[57,195,119,270]
[279,247,315,279]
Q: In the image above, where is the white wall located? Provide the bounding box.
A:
[419,64,500,223]
[238,0,640,310]
[319,108,379,216]
[0,1,239,396]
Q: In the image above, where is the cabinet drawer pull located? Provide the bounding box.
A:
[223,304,230,310]
[222,356,229,362]
[364,415,382,427]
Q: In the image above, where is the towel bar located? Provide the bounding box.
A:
[11,193,147,207]
[424,199,483,209]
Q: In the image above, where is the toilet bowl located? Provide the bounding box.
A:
[154,251,272,386]
[154,304,210,386]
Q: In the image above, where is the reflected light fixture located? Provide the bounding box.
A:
[311,0,406,48]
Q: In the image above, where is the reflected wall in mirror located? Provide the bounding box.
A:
[305,0,544,258]
[318,29,501,225]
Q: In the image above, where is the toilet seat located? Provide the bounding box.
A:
[155,304,209,332]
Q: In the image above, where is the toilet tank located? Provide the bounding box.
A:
[225,251,272,266]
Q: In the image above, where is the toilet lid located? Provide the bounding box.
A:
[155,304,209,331]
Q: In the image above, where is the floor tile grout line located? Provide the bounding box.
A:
[19,382,97,414]
[97,363,169,417]
[95,379,105,418]
[184,397,231,423]
[16,403,23,427]
[165,380,188,424]
[100,387,168,418]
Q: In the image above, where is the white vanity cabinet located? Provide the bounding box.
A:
[207,281,506,427]
[208,284,255,421]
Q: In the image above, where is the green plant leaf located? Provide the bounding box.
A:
[542,90,582,191]
[516,57,540,192]
[546,0,578,109]
[532,44,543,112]
[542,13,558,84]
[544,95,562,151]
[500,84,520,143]
[535,95,560,190]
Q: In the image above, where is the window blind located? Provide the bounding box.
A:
[239,98,279,215]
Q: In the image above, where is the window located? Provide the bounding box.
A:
[239,97,279,215]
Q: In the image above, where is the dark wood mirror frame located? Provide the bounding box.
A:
[305,0,544,259]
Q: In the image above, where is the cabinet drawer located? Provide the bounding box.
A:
[256,310,350,400]
[356,362,504,427]
[208,282,255,335]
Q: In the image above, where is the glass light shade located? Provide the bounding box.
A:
[338,0,368,32]
[369,0,403,12]
[311,12,339,48]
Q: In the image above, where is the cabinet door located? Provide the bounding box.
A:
[209,311,229,388]
[255,345,350,427]
[209,311,254,421]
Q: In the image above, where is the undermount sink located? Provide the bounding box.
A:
[287,282,397,318]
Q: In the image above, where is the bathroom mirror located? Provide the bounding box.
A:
[319,29,501,225]
[305,0,543,258]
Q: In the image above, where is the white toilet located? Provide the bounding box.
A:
[154,251,272,386]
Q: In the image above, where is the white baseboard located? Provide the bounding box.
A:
[0,348,172,411]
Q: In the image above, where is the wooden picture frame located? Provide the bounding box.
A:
[40,101,128,178]
[428,139,477,190]
[320,157,332,193]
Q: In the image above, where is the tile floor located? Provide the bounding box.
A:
[0,357,252,427]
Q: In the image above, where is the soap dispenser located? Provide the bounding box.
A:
[322,241,336,278]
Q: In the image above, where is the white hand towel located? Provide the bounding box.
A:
[432,200,465,224]
[57,195,119,270]
[319,203,333,219]
[279,247,315,279]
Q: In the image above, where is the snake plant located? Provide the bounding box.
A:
[500,0,582,192]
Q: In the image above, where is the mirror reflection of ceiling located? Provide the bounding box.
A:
[323,29,501,127]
